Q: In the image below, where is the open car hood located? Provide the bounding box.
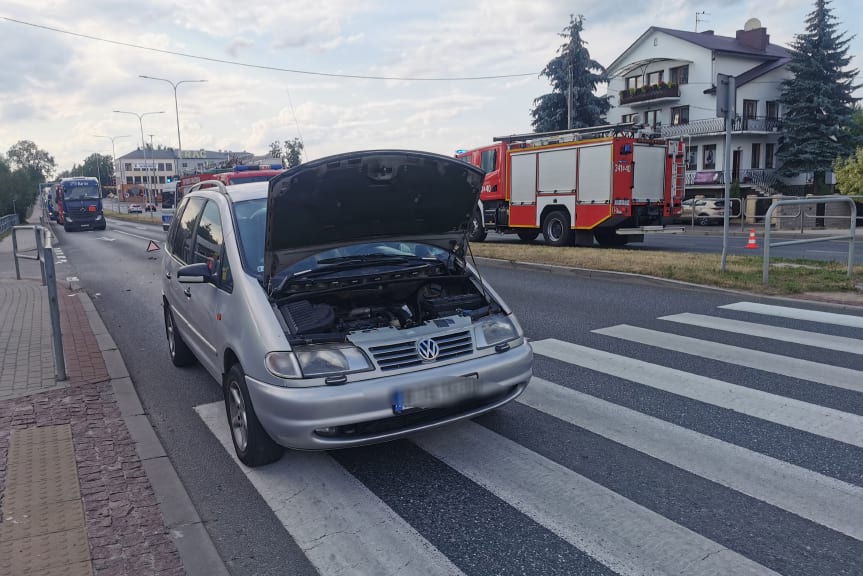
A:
[264,150,484,283]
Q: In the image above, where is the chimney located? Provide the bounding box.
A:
[736,26,769,51]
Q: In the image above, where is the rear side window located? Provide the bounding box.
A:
[170,197,205,264]
[192,201,224,266]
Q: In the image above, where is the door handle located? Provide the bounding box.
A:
[183,287,191,298]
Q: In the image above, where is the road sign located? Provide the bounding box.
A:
[146,240,160,252]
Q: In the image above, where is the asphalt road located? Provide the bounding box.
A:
[51,215,863,576]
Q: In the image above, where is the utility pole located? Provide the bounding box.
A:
[149,134,158,214]
[93,135,130,213]
[113,110,164,212]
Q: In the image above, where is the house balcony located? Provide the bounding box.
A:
[685,168,779,189]
[663,117,783,138]
[619,84,681,106]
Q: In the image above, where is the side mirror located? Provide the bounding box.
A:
[177,262,216,284]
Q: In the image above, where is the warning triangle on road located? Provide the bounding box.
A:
[146,240,160,252]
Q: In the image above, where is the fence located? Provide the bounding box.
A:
[0,213,19,235]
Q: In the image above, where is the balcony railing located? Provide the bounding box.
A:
[684,168,778,187]
[662,116,783,138]
[619,84,681,105]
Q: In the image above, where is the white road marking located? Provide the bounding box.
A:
[195,402,464,576]
[414,422,779,576]
[719,301,863,329]
[113,229,162,243]
[519,377,863,540]
[96,236,116,242]
[658,312,863,355]
[530,338,863,448]
[593,325,863,393]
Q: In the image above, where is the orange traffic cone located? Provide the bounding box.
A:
[745,228,759,249]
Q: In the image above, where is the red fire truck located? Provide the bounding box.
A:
[456,124,685,246]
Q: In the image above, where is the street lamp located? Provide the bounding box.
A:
[113,110,164,209]
[139,75,206,177]
[94,134,130,213]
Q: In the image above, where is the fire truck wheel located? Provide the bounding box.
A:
[469,214,487,242]
[517,230,540,242]
[594,229,629,247]
[542,210,572,247]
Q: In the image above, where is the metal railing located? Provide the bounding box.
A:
[11,225,66,381]
[762,197,857,284]
[0,213,19,234]
[662,116,783,138]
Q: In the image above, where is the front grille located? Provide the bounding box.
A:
[369,330,473,371]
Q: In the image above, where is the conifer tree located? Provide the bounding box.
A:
[778,0,859,190]
[531,15,609,132]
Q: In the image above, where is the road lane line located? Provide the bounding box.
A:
[658,313,863,355]
[530,338,863,448]
[519,377,863,540]
[593,325,863,393]
[113,229,162,243]
[195,402,464,576]
[413,421,779,576]
[719,302,863,329]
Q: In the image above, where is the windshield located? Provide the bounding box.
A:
[62,183,101,200]
[233,198,451,279]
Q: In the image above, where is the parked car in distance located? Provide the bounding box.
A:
[161,150,534,467]
[680,198,725,225]
[145,202,157,212]
[128,204,143,214]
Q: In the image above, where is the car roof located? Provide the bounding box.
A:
[190,180,268,204]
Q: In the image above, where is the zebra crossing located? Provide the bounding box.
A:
[195,300,863,576]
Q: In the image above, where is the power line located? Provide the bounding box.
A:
[1,16,539,82]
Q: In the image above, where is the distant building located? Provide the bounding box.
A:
[114,148,253,202]
[606,18,796,197]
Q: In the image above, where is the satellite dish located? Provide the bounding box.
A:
[743,18,762,31]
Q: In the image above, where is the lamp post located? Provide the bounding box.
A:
[139,75,206,177]
[113,110,164,210]
[93,134,130,213]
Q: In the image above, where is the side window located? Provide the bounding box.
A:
[192,200,231,291]
[480,149,497,172]
[171,197,205,264]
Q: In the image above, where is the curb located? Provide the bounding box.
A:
[75,291,230,576]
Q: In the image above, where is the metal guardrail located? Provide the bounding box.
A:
[0,213,19,234]
[11,225,66,381]
[762,197,857,284]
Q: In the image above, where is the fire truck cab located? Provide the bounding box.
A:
[457,124,685,247]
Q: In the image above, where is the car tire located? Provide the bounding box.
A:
[468,212,486,242]
[164,306,196,367]
[162,225,169,232]
[516,229,540,242]
[542,209,572,247]
[63,220,71,232]
[696,214,711,226]
[224,363,283,467]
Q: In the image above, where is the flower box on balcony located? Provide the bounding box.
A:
[619,83,680,105]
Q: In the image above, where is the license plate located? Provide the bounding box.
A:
[393,374,479,414]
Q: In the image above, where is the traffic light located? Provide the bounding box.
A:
[166,175,172,183]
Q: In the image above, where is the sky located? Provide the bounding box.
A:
[1,0,861,174]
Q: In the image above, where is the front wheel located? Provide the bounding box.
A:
[696,215,711,226]
[516,229,540,243]
[468,212,487,242]
[224,364,283,467]
[542,210,572,247]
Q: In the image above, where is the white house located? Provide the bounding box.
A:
[606,19,795,197]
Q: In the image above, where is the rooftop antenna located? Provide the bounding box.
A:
[695,11,709,32]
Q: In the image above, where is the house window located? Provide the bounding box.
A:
[703,145,717,170]
[686,145,698,170]
[159,176,166,184]
[743,99,758,119]
[124,163,132,172]
[670,65,689,85]
[643,109,661,129]
[158,163,165,171]
[766,101,779,119]
[671,106,689,126]
[626,75,643,91]
[765,143,775,169]
[125,176,133,185]
[621,113,639,123]
[134,176,141,184]
[751,143,761,169]
[646,71,663,86]
[165,162,173,172]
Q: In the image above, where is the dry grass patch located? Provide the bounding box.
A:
[470,242,862,296]
[105,211,163,225]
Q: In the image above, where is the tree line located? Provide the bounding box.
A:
[0,140,56,222]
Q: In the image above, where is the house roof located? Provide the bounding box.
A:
[607,26,791,78]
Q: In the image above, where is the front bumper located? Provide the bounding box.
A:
[246,341,533,450]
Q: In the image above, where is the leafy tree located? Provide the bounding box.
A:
[833,147,863,195]
[848,105,863,144]
[0,153,41,221]
[283,138,304,168]
[778,0,859,192]
[531,14,609,132]
[269,140,283,159]
[6,140,56,181]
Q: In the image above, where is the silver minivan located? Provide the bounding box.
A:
[162,150,533,466]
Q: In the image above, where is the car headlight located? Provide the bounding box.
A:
[65,215,73,222]
[474,314,520,349]
[277,345,372,379]
[95,215,103,221]
[265,352,302,379]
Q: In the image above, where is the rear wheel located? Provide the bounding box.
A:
[542,210,572,247]
[696,214,711,226]
[164,306,196,367]
[224,363,283,467]
[63,220,72,232]
[516,229,540,242]
[594,229,629,247]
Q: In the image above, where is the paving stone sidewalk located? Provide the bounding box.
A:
[0,278,185,576]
